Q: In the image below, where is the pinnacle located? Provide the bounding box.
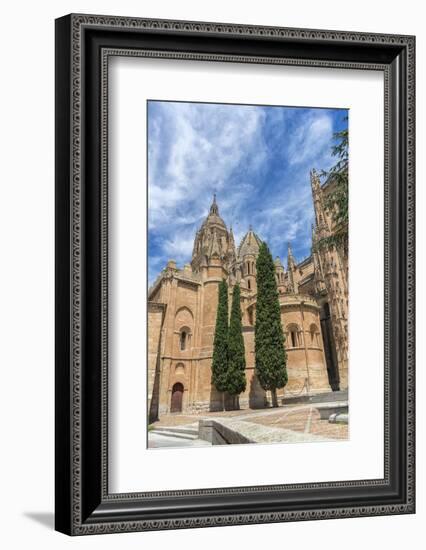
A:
[209,193,219,215]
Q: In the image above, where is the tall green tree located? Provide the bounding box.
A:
[211,280,229,399]
[255,242,288,407]
[318,118,349,254]
[226,283,246,408]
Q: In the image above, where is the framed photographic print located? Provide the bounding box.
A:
[55,14,415,535]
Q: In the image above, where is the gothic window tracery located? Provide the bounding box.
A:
[179,327,191,351]
[287,323,302,348]
[309,323,320,347]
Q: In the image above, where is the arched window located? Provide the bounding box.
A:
[174,308,193,353]
[180,330,187,350]
[247,279,251,290]
[309,323,319,346]
[287,324,301,348]
[179,327,191,351]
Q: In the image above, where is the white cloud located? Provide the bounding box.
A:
[287,111,334,166]
[148,102,267,233]
[148,103,345,274]
[162,232,195,264]
[254,181,314,263]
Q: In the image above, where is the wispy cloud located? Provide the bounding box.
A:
[162,232,195,264]
[148,101,347,282]
[286,111,334,166]
[148,102,267,231]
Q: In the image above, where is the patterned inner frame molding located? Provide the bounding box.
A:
[66,14,415,535]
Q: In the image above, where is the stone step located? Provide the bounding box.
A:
[150,430,199,441]
[153,425,199,436]
[151,426,199,440]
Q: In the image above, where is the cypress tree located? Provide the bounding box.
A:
[255,242,288,407]
[211,280,229,397]
[226,283,246,408]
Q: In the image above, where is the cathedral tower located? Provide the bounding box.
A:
[310,168,348,390]
[191,194,235,275]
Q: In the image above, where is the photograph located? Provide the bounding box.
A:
[147,100,349,449]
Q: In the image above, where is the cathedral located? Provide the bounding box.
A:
[148,170,348,421]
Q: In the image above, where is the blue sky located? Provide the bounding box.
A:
[147,100,348,285]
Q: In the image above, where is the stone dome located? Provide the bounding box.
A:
[202,194,227,229]
[238,228,262,259]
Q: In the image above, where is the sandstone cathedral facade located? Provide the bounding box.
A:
[148,170,348,421]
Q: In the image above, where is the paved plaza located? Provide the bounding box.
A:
[148,401,348,449]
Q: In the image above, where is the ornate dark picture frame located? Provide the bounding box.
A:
[55,14,415,535]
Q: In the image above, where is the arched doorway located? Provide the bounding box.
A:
[170,382,184,413]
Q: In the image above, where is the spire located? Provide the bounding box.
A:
[287,242,297,293]
[229,225,236,247]
[210,193,219,215]
[287,242,295,265]
[228,225,236,261]
[192,227,203,257]
[311,222,316,244]
[310,168,321,193]
[310,168,328,230]
[203,193,226,229]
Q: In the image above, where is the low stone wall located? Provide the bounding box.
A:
[198,417,332,445]
[282,389,348,406]
[198,419,252,445]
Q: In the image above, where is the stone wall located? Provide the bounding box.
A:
[147,302,166,422]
